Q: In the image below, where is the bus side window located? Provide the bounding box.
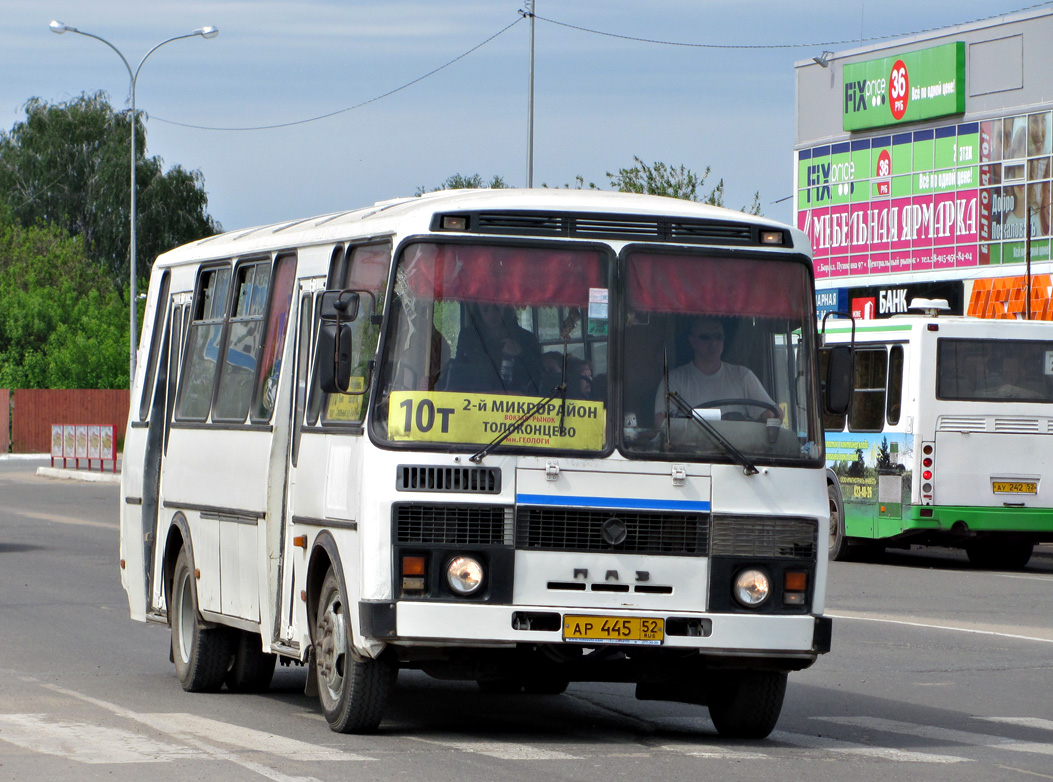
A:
[886,345,904,425]
[213,259,271,422]
[176,264,232,421]
[320,242,390,426]
[848,347,888,432]
[251,253,298,422]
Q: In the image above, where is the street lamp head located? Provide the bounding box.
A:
[49,20,75,34]
[194,26,219,39]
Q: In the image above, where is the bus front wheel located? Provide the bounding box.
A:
[314,567,397,733]
[707,670,787,739]
[171,547,233,692]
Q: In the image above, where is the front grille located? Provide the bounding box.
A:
[516,507,709,556]
[394,503,513,545]
[709,516,817,558]
[396,465,501,493]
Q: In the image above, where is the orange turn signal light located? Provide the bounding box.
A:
[403,556,426,576]
[784,571,807,592]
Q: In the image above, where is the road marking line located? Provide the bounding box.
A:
[142,713,367,761]
[995,764,1053,779]
[0,713,202,764]
[9,507,117,530]
[980,717,1053,732]
[827,612,1053,644]
[658,743,769,760]
[819,717,1053,757]
[408,736,580,760]
[772,729,967,763]
[40,683,328,781]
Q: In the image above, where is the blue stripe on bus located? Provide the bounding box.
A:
[516,494,710,512]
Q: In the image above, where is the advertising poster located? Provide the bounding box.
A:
[799,111,1053,280]
[826,432,914,532]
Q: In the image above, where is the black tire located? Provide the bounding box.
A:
[522,675,569,695]
[707,670,787,739]
[828,481,852,561]
[476,677,524,694]
[314,567,396,733]
[225,630,277,693]
[966,539,1034,570]
[171,547,233,692]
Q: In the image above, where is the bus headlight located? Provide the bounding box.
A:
[733,568,771,607]
[446,555,484,596]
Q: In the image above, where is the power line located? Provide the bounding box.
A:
[151,16,524,132]
[531,2,1053,50]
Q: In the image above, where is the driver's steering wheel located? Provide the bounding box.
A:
[693,398,781,422]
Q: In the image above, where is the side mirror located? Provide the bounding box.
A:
[320,290,361,322]
[822,345,853,415]
[317,322,354,393]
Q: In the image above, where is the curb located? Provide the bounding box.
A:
[35,466,121,484]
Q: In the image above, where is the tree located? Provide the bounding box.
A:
[607,156,762,214]
[0,205,129,388]
[876,436,893,471]
[416,173,508,196]
[0,91,220,290]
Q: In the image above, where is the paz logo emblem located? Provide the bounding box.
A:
[601,516,628,546]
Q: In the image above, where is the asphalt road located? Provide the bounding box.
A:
[1,456,1051,781]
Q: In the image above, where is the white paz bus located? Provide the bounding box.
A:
[120,189,850,739]
[823,301,1053,569]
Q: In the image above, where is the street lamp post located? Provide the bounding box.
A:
[49,21,218,387]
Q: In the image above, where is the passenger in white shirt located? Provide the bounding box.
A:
[654,317,778,427]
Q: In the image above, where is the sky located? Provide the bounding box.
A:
[3,1,1048,235]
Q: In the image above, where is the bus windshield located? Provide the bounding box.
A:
[370,241,821,464]
[371,241,611,452]
[938,337,1053,402]
[620,250,821,464]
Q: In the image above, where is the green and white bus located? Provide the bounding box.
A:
[823,302,1053,569]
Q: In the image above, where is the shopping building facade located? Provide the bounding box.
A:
[794,8,1053,319]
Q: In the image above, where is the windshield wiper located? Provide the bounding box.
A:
[665,391,759,476]
[470,353,569,464]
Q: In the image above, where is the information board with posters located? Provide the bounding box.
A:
[798,111,1052,280]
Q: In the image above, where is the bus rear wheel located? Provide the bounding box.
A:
[966,540,1034,570]
[171,548,233,692]
[707,670,787,739]
[828,482,852,561]
[225,630,276,693]
[314,567,397,733]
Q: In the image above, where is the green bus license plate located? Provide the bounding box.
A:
[563,615,664,645]
[992,481,1037,494]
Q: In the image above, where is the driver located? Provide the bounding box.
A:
[653,316,779,426]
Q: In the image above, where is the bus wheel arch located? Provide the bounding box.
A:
[306,534,397,733]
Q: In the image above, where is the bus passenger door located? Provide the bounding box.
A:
[278,281,328,646]
[129,272,171,615]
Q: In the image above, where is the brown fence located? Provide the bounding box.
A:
[0,389,9,454]
[4,389,129,454]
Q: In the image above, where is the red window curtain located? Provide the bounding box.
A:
[628,253,810,319]
[401,243,606,306]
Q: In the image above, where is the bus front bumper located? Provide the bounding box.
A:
[360,600,831,659]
